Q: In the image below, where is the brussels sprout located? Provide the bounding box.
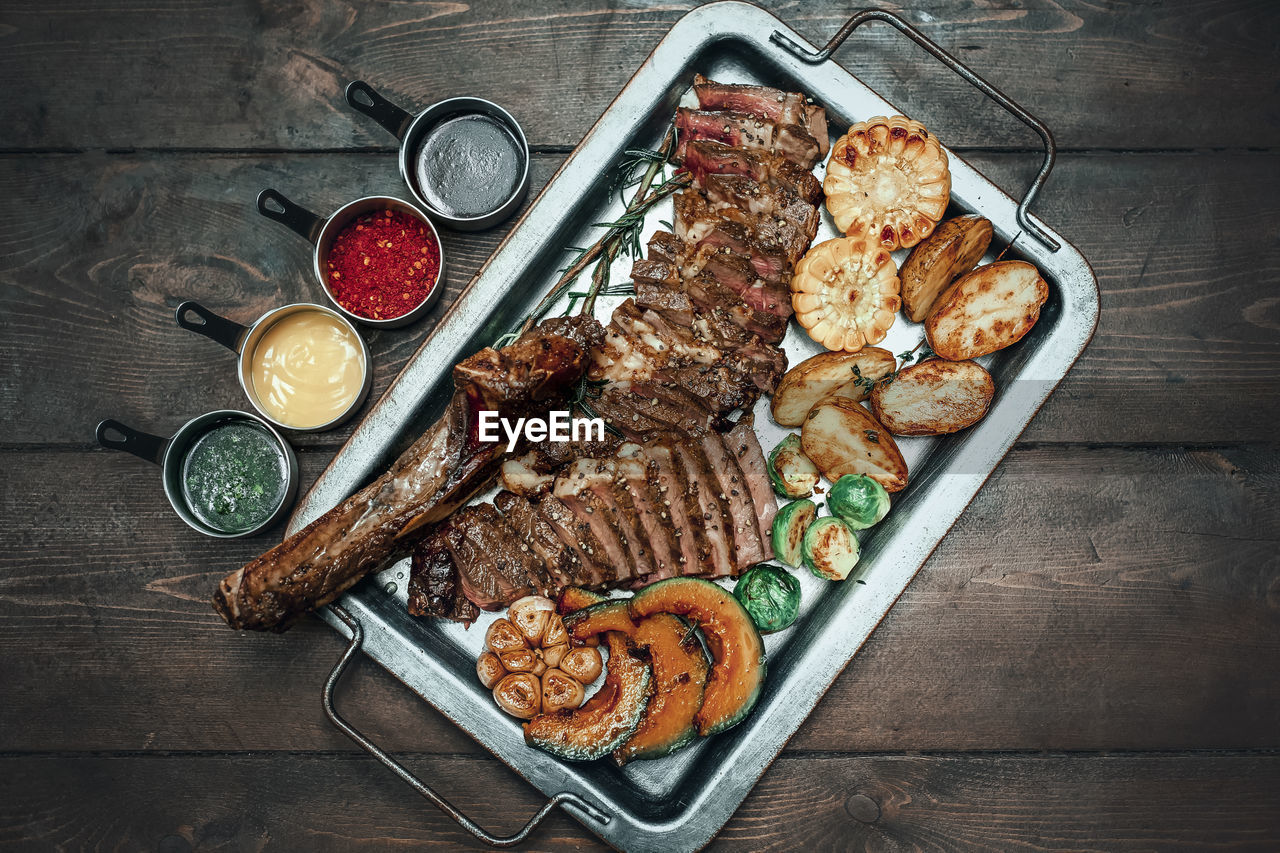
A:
[767,434,820,498]
[771,499,816,567]
[828,474,891,530]
[734,565,801,633]
[802,516,861,581]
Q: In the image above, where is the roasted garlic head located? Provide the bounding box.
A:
[823,116,950,251]
[791,236,901,352]
[479,597,602,719]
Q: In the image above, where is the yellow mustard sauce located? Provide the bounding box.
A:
[250,310,365,429]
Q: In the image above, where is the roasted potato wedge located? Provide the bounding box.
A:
[899,214,994,322]
[871,359,994,436]
[771,348,896,426]
[800,397,908,492]
[925,261,1049,360]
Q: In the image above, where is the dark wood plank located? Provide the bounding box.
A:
[0,152,563,451]
[2,443,1275,753]
[2,1,1277,151]
[3,753,1278,851]
[1,152,1277,447]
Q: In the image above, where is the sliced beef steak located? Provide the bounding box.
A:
[407,537,479,622]
[535,495,611,588]
[726,415,777,547]
[699,430,767,566]
[672,440,737,578]
[614,445,681,582]
[680,140,822,206]
[494,490,587,589]
[675,108,822,170]
[692,74,828,157]
[443,505,548,610]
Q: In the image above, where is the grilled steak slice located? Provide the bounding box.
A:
[675,189,810,267]
[612,300,721,365]
[701,173,820,246]
[720,341,788,395]
[675,108,823,170]
[676,107,775,153]
[700,431,767,565]
[602,461,659,580]
[590,317,665,382]
[615,445,680,582]
[648,230,687,264]
[687,221,788,284]
[726,415,777,547]
[673,441,736,577]
[645,442,714,575]
[692,246,791,319]
[692,74,828,158]
[500,452,554,497]
[634,282,695,328]
[683,272,788,342]
[536,495,610,588]
[680,140,822,206]
[443,505,542,609]
[494,490,584,589]
[620,381,718,434]
[523,433,623,474]
[553,460,639,583]
[407,537,479,622]
[590,387,675,441]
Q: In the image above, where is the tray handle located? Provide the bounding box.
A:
[771,8,1061,252]
[323,604,611,848]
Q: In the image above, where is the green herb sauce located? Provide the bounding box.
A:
[180,421,287,534]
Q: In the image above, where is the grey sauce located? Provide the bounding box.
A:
[414,113,524,219]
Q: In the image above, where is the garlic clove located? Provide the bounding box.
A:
[542,614,569,648]
[508,595,556,644]
[541,668,586,713]
[499,648,539,673]
[493,672,541,719]
[485,617,528,655]
[542,642,569,669]
[476,651,506,689]
[559,645,604,684]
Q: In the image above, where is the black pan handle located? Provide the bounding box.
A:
[771,8,1061,252]
[345,81,415,141]
[256,188,327,244]
[175,300,249,354]
[323,604,611,847]
[95,419,169,466]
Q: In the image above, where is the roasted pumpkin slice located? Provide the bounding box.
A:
[564,601,711,764]
[557,586,607,615]
[523,631,652,761]
[628,577,765,737]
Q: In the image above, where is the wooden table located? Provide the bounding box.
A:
[2,1,1278,849]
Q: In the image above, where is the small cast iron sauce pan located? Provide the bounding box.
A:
[175,300,372,432]
[256,190,446,329]
[95,410,299,539]
[344,81,530,231]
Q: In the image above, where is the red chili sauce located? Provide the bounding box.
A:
[326,209,441,321]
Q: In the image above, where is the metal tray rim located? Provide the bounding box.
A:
[294,3,1100,849]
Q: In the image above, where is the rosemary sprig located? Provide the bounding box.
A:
[503,123,686,343]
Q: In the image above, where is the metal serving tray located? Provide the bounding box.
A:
[288,4,1098,850]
